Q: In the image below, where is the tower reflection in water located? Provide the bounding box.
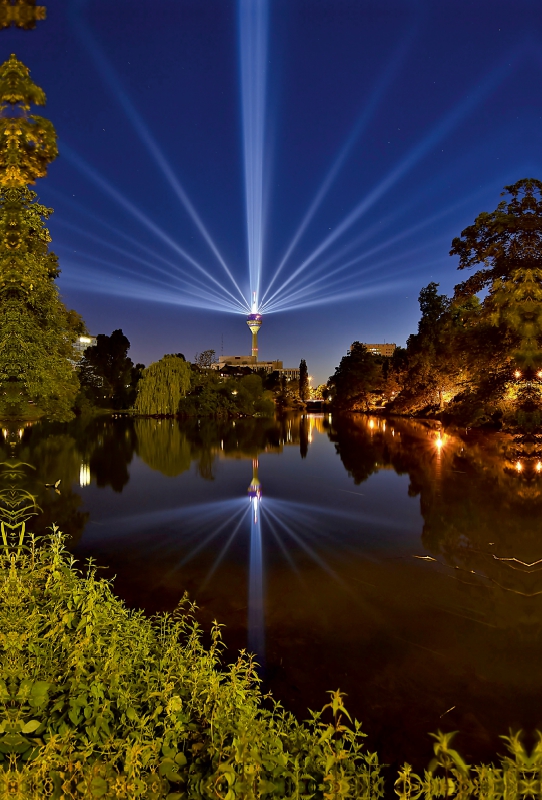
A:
[247,458,264,660]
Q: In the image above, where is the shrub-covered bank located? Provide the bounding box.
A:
[2,529,541,799]
[0,530,382,799]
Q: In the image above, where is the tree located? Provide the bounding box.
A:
[78,329,135,409]
[393,283,461,412]
[299,359,309,402]
[450,179,542,424]
[135,419,192,475]
[0,55,84,420]
[134,354,191,415]
[234,374,275,416]
[328,343,382,411]
[194,349,218,368]
[0,3,46,31]
[391,180,542,427]
[0,54,57,186]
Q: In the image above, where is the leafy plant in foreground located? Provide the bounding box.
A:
[395,729,542,800]
[0,529,383,799]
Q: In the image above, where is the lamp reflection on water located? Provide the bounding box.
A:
[79,462,91,487]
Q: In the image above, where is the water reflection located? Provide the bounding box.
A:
[5,412,542,767]
[248,458,264,657]
[330,415,542,595]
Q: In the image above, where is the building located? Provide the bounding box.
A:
[74,335,97,357]
[213,355,257,369]
[211,355,300,381]
[207,314,300,381]
[363,343,396,357]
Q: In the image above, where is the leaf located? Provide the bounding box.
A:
[90,776,108,798]
[68,708,81,726]
[21,720,41,734]
[29,681,52,708]
[318,725,334,744]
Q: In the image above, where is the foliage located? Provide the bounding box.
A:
[396,730,542,800]
[448,178,542,424]
[390,283,471,414]
[179,370,275,418]
[0,188,82,420]
[328,343,383,411]
[136,420,192,477]
[0,54,57,186]
[194,350,218,369]
[0,55,85,421]
[299,359,309,402]
[234,374,275,416]
[0,529,384,799]
[134,355,191,416]
[0,2,46,31]
[312,384,329,401]
[78,330,140,410]
[382,180,542,428]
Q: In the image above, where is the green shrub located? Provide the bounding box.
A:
[0,528,383,799]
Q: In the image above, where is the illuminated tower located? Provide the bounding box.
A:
[246,313,262,360]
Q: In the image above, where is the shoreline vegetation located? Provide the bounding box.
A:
[328,180,542,437]
[1,529,539,800]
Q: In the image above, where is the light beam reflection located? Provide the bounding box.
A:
[248,500,265,658]
[247,458,264,658]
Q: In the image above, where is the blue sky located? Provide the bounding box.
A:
[6,0,542,382]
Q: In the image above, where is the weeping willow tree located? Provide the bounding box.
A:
[135,420,192,477]
[134,354,191,416]
[0,54,85,420]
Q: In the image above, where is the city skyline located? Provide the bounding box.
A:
[3,0,540,384]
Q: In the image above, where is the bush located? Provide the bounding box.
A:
[0,529,383,798]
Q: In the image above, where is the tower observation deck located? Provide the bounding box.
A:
[246,313,262,359]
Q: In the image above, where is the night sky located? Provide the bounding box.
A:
[5,0,541,383]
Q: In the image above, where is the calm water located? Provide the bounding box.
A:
[4,414,542,768]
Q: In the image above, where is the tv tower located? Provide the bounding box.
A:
[246,292,262,360]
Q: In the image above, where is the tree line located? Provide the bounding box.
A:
[77,341,316,418]
[329,179,542,430]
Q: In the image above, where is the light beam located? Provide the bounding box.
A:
[72,14,249,308]
[62,144,250,312]
[266,50,521,302]
[238,0,269,311]
[261,28,416,304]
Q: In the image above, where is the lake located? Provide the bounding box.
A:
[4,413,541,770]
